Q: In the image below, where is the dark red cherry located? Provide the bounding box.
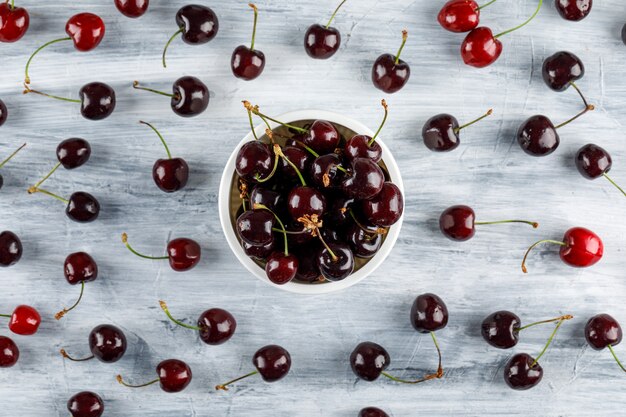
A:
[231,4,265,81]
[280,146,311,181]
[555,0,592,21]
[64,252,98,284]
[504,353,543,390]
[542,51,584,92]
[325,196,355,227]
[66,192,100,223]
[285,222,314,247]
[253,344,291,382]
[0,99,7,125]
[0,2,29,43]
[157,359,192,392]
[89,324,127,363]
[359,407,390,417]
[585,314,622,350]
[115,0,149,18]
[243,239,275,260]
[249,186,283,213]
[304,0,346,59]
[345,222,382,259]
[622,24,626,45]
[236,141,273,183]
[57,138,91,169]
[198,308,237,345]
[317,242,354,281]
[372,30,410,94]
[345,135,382,163]
[517,115,559,156]
[65,13,105,52]
[0,336,19,367]
[7,305,41,335]
[438,0,479,33]
[575,143,611,179]
[439,205,475,241]
[176,5,218,44]
[79,82,116,120]
[461,27,502,68]
[302,120,340,154]
[265,252,299,285]
[153,158,189,193]
[287,186,327,220]
[0,231,22,267]
[67,391,104,417]
[341,158,384,201]
[481,311,521,349]
[237,209,275,246]
[133,77,209,117]
[350,341,390,381]
[293,246,321,282]
[310,154,344,188]
[167,238,201,271]
[361,182,403,227]
[423,109,492,152]
[410,293,448,333]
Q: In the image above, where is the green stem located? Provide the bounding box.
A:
[394,30,408,65]
[249,3,259,51]
[289,138,319,158]
[275,145,307,186]
[555,83,594,129]
[215,370,259,391]
[521,239,567,273]
[11,0,14,10]
[603,174,626,197]
[326,0,348,28]
[272,228,302,235]
[24,37,72,84]
[55,281,85,320]
[133,81,176,98]
[117,375,160,389]
[255,152,280,183]
[475,219,538,228]
[349,209,387,236]
[246,104,308,133]
[0,314,10,318]
[23,84,81,104]
[30,187,69,203]
[254,203,289,256]
[607,345,626,372]
[381,332,444,384]
[248,110,260,141]
[531,319,565,367]
[317,230,337,261]
[454,109,493,133]
[140,121,172,159]
[517,315,573,332]
[32,162,61,190]
[368,99,389,147]
[162,28,183,68]
[159,301,201,331]
[60,349,95,362]
[494,0,543,38]
[121,233,169,260]
[0,143,26,169]
[477,0,498,10]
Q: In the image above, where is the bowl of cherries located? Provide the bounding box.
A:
[219,100,404,294]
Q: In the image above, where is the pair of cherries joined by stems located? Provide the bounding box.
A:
[133,76,209,117]
[0,305,41,368]
[122,233,201,272]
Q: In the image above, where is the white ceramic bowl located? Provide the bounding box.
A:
[218,110,404,294]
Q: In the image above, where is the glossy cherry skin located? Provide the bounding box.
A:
[341,158,385,201]
[65,13,105,52]
[345,223,382,259]
[542,51,584,92]
[461,27,502,68]
[350,341,390,381]
[153,158,189,192]
[253,345,291,382]
[287,186,327,220]
[9,305,41,335]
[285,223,314,248]
[66,192,100,223]
[177,5,219,44]
[231,46,265,81]
[304,24,340,59]
[171,76,209,117]
[559,227,603,268]
[344,135,382,163]
[410,293,448,333]
[438,0,479,33]
[0,336,19,367]
[575,144,611,180]
[556,0,592,21]
[422,114,460,152]
[504,353,543,390]
[198,309,237,345]
[0,99,7,126]
[293,246,321,282]
[166,238,201,271]
[303,120,340,154]
[439,205,475,241]
[585,314,622,350]
[372,53,410,94]
[67,391,104,417]
[517,115,560,156]
[250,186,283,213]
[280,146,311,181]
[359,407,390,417]
[237,209,275,246]
[243,238,274,260]
[64,252,98,285]
[236,141,272,182]
[57,138,91,169]
[325,195,355,227]
[481,311,521,349]
[0,231,22,267]
[79,82,116,121]
[89,324,127,363]
[115,0,149,18]
[157,359,192,393]
[265,252,299,285]
[317,242,354,281]
[310,154,344,188]
[362,182,403,227]
[0,3,29,42]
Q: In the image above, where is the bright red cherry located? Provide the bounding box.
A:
[1,305,41,335]
[118,359,192,393]
[216,344,291,391]
[372,30,410,94]
[0,335,19,367]
[231,4,265,81]
[115,0,149,18]
[141,121,189,193]
[439,205,538,241]
[122,233,201,272]
[0,1,29,43]
[438,0,480,33]
[159,301,237,345]
[522,227,603,273]
[304,0,347,59]
[67,391,104,417]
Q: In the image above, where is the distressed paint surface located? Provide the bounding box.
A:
[0,0,625,416]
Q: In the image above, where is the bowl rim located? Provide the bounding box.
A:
[218,109,404,294]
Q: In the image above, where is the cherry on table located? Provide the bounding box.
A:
[372,30,410,94]
[61,324,127,363]
[122,233,201,272]
[358,407,389,417]
[162,4,218,67]
[55,251,98,320]
[362,182,403,227]
[0,305,41,335]
[341,158,384,201]
[57,138,91,169]
[555,0,591,21]
[481,311,573,349]
[27,183,99,224]
[232,4,265,81]
[503,353,543,390]
[0,231,22,266]
[622,24,626,45]
[67,391,104,417]
[542,51,584,92]
[141,121,189,193]
[0,99,7,126]
[345,99,388,163]
[118,359,192,393]
[411,293,448,333]
[584,314,625,373]
[575,144,626,197]
[0,1,29,43]
[304,0,347,59]
[115,0,149,19]
[160,300,237,345]
[216,344,291,391]
[439,205,537,241]
[133,77,209,117]
[0,335,19,368]
[422,109,492,152]
[0,143,27,190]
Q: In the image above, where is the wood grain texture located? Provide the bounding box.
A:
[1,0,625,416]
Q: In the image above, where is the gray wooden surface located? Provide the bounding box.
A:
[1,0,625,416]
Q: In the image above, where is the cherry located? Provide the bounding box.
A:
[341,158,384,201]
[118,359,192,393]
[439,205,537,241]
[304,0,346,59]
[438,0,483,33]
[162,4,218,67]
[325,195,355,227]
[362,182,403,227]
[29,186,100,223]
[372,30,410,94]
[115,0,149,18]
[249,186,283,213]
[481,311,573,349]
[141,121,189,193]
[359,407,389,417]
[411,293,448,333]
[310,154,344,188]
[345,100,387,162]
[542,51,584,92]
[1,305,41,335]
[236,209,275,246]
[243,238,274,260]
[521,227,603,272]
[0,99,7,126]
[287,186,327,220]
[133,77,209,117]
[503,353,543,390]
[216,344,291,390]
[61,324,127,363]
[160,301,237,345]
[555,0,591,21]
[54,252,98,320]
[67,391,104,417]
[422,109,492,152]
[585,314,625,373]
[232,4,265,81]
[57,138,91,169]
[293,246,322,282]
[0,143,26,190]
[0,231,22,267]
[317,241,354,281]
[304,120,340,155]
[122,233,201,272]
[575,144,625,197]
[280,146,311,181]
[0,1,29,43]
[236,141,273,183]
[345,222,382,259]
[0,336,19,368]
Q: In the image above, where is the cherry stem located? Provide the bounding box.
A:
[0,314,11,318]
[394,30,408,65]
[159,300,201,331]
[517,314,573,332]
[0,143,26,169]
[381,331,444,384]
[289,138,319,158]
[607,345,626,373]
[140,121,172,159]
[494,0,543,39]
[455,109,493,133]
[243,101,308,133]
[247,110,260,141]
[368,99,389,147]
[31,162,61,190]
[162,28,183,68]
[24,37,72,84]
[133,81,177,99]
[215,370,259,391]
[255,146,280,184]
[521,239,567,273]
[530,318,566,368]
[603,174,626,197]
[11,0,14,10]
[326,0,348,28]
[55,281,85,320]
[272,228,302,235]
[121,233,169,260]
[117,375,160,389]
[317,230,337,261]
[349,209,387,235]
[254,203,289,256]
[475,219,539,228]
[23,83,81,104]
[60,349,94,362]
[477,0,498,10]
[248,3,259,50]
[273,141,307,186]
[554,82,595,129]
[29,187,69,203]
